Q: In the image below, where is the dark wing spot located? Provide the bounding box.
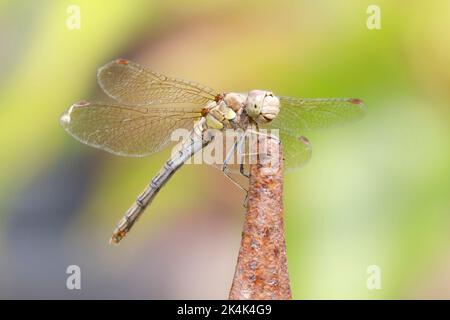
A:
[73,100,90,107]
[115,58,129,65]
[349,98,363,105]
[298,136,310,145]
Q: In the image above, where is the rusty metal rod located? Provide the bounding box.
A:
[229,135,292,300]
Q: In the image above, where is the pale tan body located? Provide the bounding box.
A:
[110,90,281,243]
[60,59,365,244]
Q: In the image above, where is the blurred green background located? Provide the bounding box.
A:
[0,0,449,299]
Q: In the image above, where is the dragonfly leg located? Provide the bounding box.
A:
[221,132,249,192]
[236,132,251,178]
[242,191,249,208]
[240,163,250,178]
[222,165,248,193]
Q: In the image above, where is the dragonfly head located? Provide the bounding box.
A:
[245,90,280,123]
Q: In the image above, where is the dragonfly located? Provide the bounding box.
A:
[60,59,365,244]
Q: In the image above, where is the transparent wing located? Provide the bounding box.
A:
[204,128,311,178]
[264,97,366,137]
[242,129,312,172]
[97,59,218,106]
[60,101,203,157]
[279,132,312,172]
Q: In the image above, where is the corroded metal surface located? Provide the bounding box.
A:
[229,137,291,300]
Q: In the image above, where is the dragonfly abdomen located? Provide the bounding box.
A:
[110,123,212,244]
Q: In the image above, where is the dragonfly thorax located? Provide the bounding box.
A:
[204,99,238,130]
[203,92,246,130]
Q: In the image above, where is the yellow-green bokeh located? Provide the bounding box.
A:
[0,0,449,299]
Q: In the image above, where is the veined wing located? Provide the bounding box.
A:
[204,128,312,175]
[242,129,312,172]
[279,132,312,172]
[264,97,366,137]
[97,59,218,106]
[60,101,203,157]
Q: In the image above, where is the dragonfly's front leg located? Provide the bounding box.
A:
[239,162,249,178]
[221,132,249,193]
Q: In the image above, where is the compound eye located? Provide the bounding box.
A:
[267,92,274,97]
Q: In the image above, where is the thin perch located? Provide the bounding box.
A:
[229,135,292,300]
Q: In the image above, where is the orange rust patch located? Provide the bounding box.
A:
[273,247,279,258]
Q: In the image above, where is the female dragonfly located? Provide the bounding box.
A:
[60,59,365,244]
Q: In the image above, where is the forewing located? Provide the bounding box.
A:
[264,97,366,137]
[97,59,218,106]
[60,101,202,157]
